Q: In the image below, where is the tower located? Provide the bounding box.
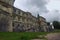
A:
[0,0,15,32]
[0,0,15,6]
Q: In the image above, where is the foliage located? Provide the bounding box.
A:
[53,21,60,29]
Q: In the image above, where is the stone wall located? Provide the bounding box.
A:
[37,16,49,32]
[0,9,12,32]
[0,0,15,6]
[0,0,49,32]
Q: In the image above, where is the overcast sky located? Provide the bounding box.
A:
[14,0,60,22]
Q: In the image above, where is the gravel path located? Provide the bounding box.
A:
[45,33,60,40]
[32,33,60,40]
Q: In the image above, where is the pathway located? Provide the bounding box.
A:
[32,33,60,40]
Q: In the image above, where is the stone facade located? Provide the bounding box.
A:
[0,0,15,6]
[0,0,49,32]
[37,16,48,32]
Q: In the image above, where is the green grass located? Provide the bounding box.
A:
[50,29,60,33]
[54,29,60,32]
[0,32,48,40]
[0,30,60,40]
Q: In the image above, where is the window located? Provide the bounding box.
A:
[20,11,23,16]
[16,9,20,14]
[12,23,14,27]
[13,8,16,14]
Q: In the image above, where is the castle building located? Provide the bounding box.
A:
[0,0,49,32]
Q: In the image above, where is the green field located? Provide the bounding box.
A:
[0,30,60,40]
[0,32,49,40]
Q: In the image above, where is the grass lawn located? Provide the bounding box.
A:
[0,30,60,40]
[0,32,49,40]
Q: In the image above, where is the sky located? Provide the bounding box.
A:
[14,0,60,22]
[47,0,60,11]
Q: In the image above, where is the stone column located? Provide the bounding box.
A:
[8,16,13,32]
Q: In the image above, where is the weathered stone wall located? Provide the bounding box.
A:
[0,1,13,32]
[0,0,15,6]
[0,10,12,32]
[0,0,49,32]
[38,16,49,32]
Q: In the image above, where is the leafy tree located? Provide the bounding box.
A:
[53,21,60,29]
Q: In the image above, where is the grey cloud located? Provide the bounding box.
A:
[14,0,48,16]
[41,10,60,22]
[14,0,60,22]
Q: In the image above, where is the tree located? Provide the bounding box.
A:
[53,21,60,29]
